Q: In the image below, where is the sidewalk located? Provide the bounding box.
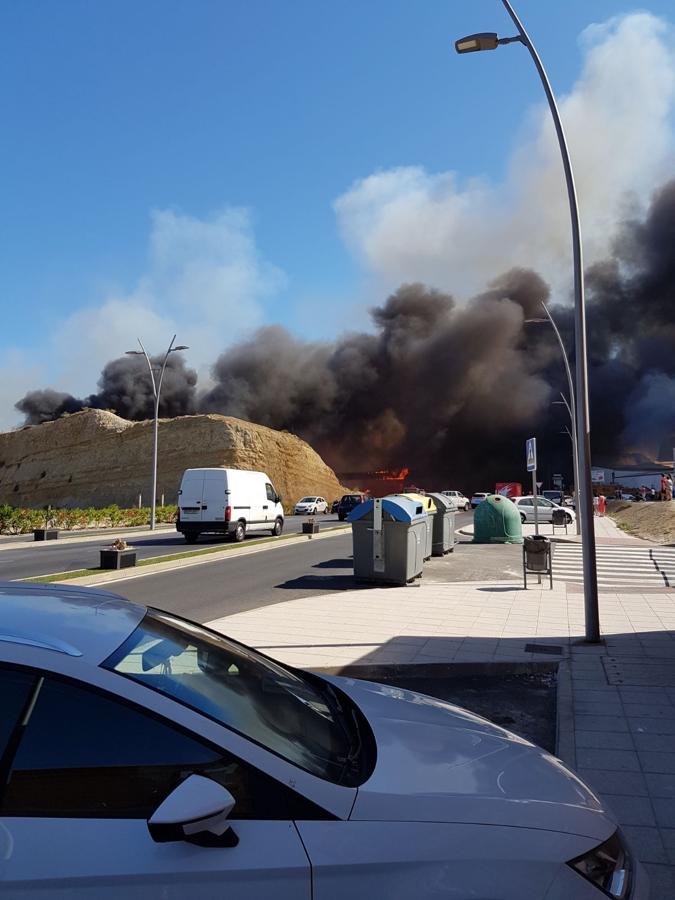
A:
[207,574,675,896]
[459,513,648,544]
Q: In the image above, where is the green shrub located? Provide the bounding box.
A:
[0,504,177,534]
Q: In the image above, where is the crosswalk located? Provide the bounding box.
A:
[553,544,675,588]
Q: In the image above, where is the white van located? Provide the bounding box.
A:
[177,468,284,544]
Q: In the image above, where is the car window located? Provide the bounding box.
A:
[519,498,533,506]
[265,483,276,502]
[0,673,310,820]
[0,668,37,760]
[104,611,371,787]
[536,498,553,507]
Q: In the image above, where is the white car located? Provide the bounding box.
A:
[440,490,471,511]
[294,496,328,515]
[0,583,646,899]
[513,495,577,525]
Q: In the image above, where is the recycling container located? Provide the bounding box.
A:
[473,494,523,544]
[427,492,456,556]
[348,496,427,585]
[397,493,436,560]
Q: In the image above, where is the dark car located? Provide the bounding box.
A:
[331,499,340,514]
[337,493,367,521]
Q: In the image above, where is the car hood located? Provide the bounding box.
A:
[329,676,612,841]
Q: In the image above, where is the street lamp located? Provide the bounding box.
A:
[455,1,600,643]
[125,335,189,531]
[525,301,580,535]
[553,394,581,532]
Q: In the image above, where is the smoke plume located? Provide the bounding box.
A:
[17,353,198,426]
[14,178,675,489]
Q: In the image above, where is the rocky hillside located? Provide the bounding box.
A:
[0,410,346,508]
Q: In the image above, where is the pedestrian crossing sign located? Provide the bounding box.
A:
[526,437,537,472]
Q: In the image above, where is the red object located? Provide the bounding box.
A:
[225,505,232,522]
[597,495,606,516]
[495,482,523,498]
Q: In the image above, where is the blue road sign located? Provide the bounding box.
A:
[526,437,537,472]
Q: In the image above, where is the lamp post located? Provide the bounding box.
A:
[526,301,581,535]
[126,335,189,530]
[553,394,581,532]
[455,1,600,642]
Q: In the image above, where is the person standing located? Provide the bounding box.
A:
[661,474,668,501]
[667,474,673,502]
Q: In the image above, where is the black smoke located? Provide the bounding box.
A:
[17,353,198,425]
[15,179,675,489]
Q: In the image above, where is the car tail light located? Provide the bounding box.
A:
[225,505,232,522]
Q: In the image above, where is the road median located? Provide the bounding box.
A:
[20,524,351,587]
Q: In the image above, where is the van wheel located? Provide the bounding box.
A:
[271,518,283,536]
[232,521,246,543]
[185,533,199,544]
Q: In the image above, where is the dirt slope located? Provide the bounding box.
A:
[607,500,675,543]
[0,410,346,508]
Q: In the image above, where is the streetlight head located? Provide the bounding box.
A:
[172,345,189,351]
[455,32,499,54]
[524,318,547,324]
[125,350,143,356]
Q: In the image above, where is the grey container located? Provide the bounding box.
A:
[427,492,456,556]
[348,496,427,586]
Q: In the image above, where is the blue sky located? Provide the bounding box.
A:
[1,0,674,426]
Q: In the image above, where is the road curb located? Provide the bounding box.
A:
[40,525,352,588]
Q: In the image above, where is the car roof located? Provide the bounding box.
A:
[0,583,146,665]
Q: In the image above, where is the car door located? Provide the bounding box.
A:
[179,471,206,524]
[0,668,311,899]
[517,498,533,520]
[534,498,554,522]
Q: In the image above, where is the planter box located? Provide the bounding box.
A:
[302,522,320,535]
[34,529,59,541]
[100,549,137,570]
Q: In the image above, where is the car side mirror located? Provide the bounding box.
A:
[276,495,282,504]
[148,775,237,846]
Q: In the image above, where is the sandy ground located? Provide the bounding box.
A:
[607,499,675,543]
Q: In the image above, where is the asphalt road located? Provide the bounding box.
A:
[109,511,525,624]
[0,514,343,581]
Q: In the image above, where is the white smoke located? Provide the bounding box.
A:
[335,13,675,301]
[52,207,285,397]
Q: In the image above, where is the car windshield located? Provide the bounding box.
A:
[103,610,370,786]
[299,497,315,503]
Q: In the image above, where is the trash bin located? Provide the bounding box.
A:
[348,496,427,585]
[427,492,456,556]
[473,494,523,544]
[397,493,435,560]
[551,507,569,533]
[523,534,553,589]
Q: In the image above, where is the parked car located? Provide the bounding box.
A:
[470,492,489,508]
[337,493,367,521]
[294,496,328,515]
[542,490,564,505]
[177,468,283,544]
[0,583,645,899]
[513,496,576,525]
[441,490,471,511]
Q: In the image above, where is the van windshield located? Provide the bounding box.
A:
[103,610,371,787]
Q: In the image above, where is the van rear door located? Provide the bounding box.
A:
[179,471,205,523]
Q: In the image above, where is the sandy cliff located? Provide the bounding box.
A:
[0,410,345,508]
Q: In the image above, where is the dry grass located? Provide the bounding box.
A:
[607,500,675,543]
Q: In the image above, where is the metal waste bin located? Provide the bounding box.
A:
[523,535,553,589]
[398,493,435,560]
[427,492,456,556]
[348,496,427,585]
[551,507,569,534]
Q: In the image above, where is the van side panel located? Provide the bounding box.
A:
[177,468,283,537]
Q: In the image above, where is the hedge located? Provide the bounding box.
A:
[0,504,178,535]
